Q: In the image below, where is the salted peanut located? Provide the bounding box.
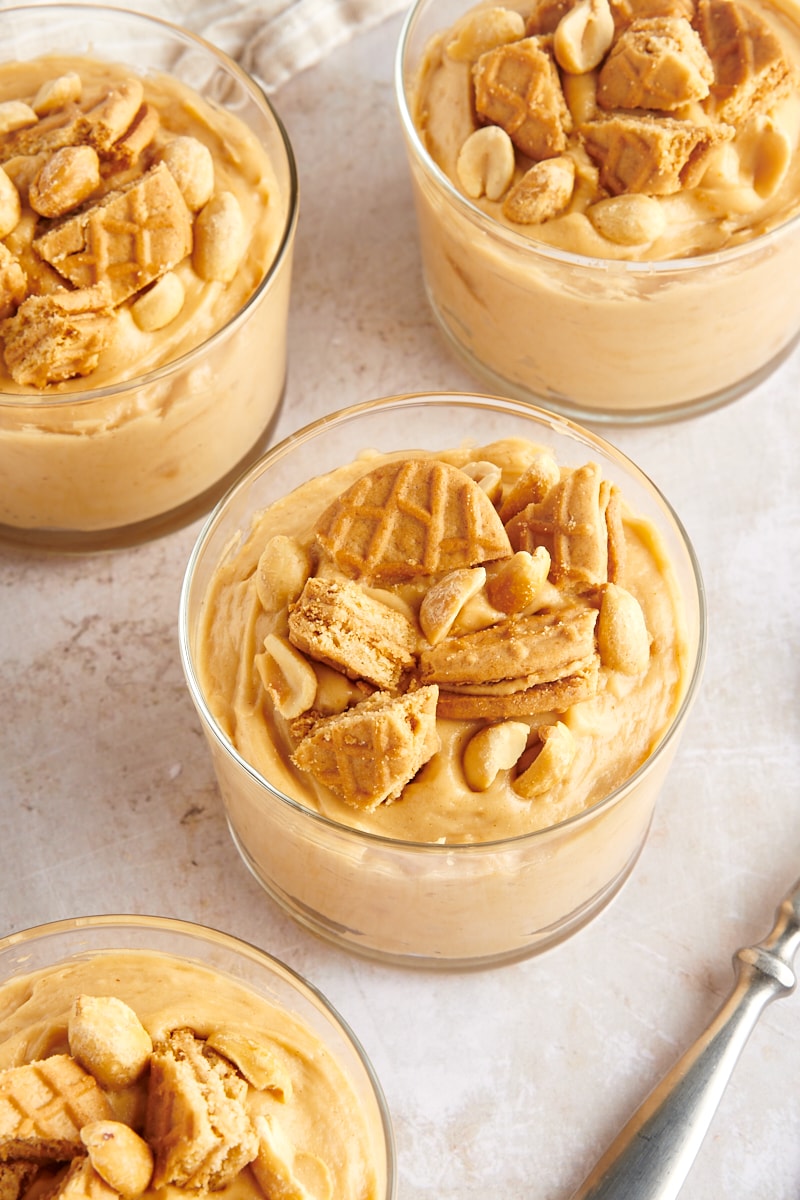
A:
[0,101,37,136]
[2,153,47,202]
[561,70,598,123]
[0,168,20,239]
[486,547,551,614]
[206,1030,293,1098]
[193,191,247,284]
[311,663,372,717]
[79,80,144,151]
[748,118,792,199]
[457,125,516,200]
[463,720,529,790]
[81,1121,154,1198]
[54,1157,120,1200]
[597,582,650,674]
[29,145,100,218]
[131,272,185,332]
[554,0,615,73]
[255,535,312,612]
[420,566,487,645]
[604,482,626,583]
[0,242,25,320]
[68,994,153,1089]
[461,460,503,503]
[446,6,526,60]
[252,1115,311,1200]
[32,72,82,116]
[160,135,215,211]
[514,721,576,797]
[110,103,160,167]
[503,155,575,224]
[698,139,740,189]
[258,633,318,719]
[588,193,667,244]
[499,452,560,521]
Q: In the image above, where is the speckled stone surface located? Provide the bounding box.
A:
[2,12,800,1199]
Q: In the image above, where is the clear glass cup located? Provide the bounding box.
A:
[0,914,396,1200]
[394,0,800,424]
[0,5,298,550]
[179,392,707,968]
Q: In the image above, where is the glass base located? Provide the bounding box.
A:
[0,391,285,555]
[427,288,800,427]
[227,817,650,971]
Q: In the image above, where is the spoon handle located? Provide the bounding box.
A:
[568,877,800,1200]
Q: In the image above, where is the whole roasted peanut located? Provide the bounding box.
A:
[463,720,529,791]
[29,145,100,218]
[457,125,516,200]
[554,0,615,73]
[461,460,503,503]
[32,72,82,115]
[84,79,144,149]
[206,1029,293,1096]
[193,191,247,283]
[588,193,666,245]
[259,633,318,719]
[131,272,185,332]
[68,994,152,1089]
[561,70,598,123]
[419,566,487,645]
[445,6,526,61]
[503,156,576,224]
[160,135,215,211]
[499,451,560,521]
[0,243,26,319]
[0,167,21,239]
[750,118,792,199]
[486,547,551,614]
[514,721,576,798]
[81,1121,153,1198]
[2,153,47,202]
[597,583,650,674]
[256,534,312,612]
[0,100,37,136]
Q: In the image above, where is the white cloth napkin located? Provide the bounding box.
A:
[80,0,410,92]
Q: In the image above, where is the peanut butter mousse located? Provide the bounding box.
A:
[401,0,800,413]
[0,951,379,1200]
[197,438,688,844]
[414,0,800,258]
[0,52,292,535]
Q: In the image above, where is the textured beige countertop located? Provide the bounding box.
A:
[2,10,800,1199]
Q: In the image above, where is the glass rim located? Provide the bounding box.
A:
[393,0,800,275]
[0,2,300,412]
[179,390,708,854]
[0,912,397,1199]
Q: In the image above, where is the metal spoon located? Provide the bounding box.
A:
[567,875,800,1200]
